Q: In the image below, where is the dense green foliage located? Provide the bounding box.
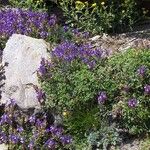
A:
[59,0,142,34]
[0,0,150,149]
[40,48,150,148]
[106,49,150,134]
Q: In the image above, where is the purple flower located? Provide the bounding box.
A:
[17,126,24,132]
[137,66,147,76]
[60,135,72,145]
[63,25,69,32]
[6,98,16,107]
[0,113,11,125]
[87,60,96,69]
[72,28,79,35]
[0,132,7,144]
[40,31,48,39]
[0,9,57,41]
[28,140,35,149]
[82,31,90,38]
[128,98,138,108]
[35,119,45,128]
[45,138,56,149]
[29,115,36,124]
[38,58,47,75]
[144,85,150,95]
[49,126,63,137]
[98,91,107,104]
[9,134,19,144]
[36,88,45,102]
[48,14,57,26]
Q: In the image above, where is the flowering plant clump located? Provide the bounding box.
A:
[0,99,73,149]
[0,8,56,39]
[39,41,105,111]
[103,49,150,134]
[128,98,138,108]
[59,0,142,34]
[37,41,108,137]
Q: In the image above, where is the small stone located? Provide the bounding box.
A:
[90,35,101,41]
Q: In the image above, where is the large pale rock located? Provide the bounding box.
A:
[1,34,50,110]
[0,144,8,150]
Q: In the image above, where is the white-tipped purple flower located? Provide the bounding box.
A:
[60,135,72,145]
[0,132,7,144]
[36,88,45,103]
[28,140,35,149]
[9,134,19,144]
[63,25,69,32]
[0,113,11,125]
[128,98,138,108]
[144,84,150,95]
[38,58,47,76]
[137,66,147,76]
[49,126,63,137]
[35,119,45,128]
[98,91,107,104]
[6,98,16,107]
[17,126,24,133]
[45,138,56,149]
[29,115,36,124]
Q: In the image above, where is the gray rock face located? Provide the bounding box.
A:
[1,34,50,110]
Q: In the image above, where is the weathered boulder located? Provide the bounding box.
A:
[1,34,50,111]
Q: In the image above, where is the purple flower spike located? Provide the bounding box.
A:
[137,66,147,76]
[6,98,16,107]
[63,25,69,32]
[28,140,35,149]
[60,135,72,145]
[36,88,45,102]
[17,126,24,132]
[128,98,138,108]
[82,31,90,38]
[29,115,36,124]
[144,85,150,95]
[0,113,11,125]
[45,138,56,149]
[98,91,107,104]
[38,65,46,76]
[35,119,44,128]
[0,132,7,144]
[9,134,19,144]
[49,126,63,137]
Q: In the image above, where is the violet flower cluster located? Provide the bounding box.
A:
[51,41,103,69]
[98,91,107,104]
[0,8,57,39]
[137,65,147,76]
[128,98,138,108]
[144,84,150,95]
[0,99,73,149]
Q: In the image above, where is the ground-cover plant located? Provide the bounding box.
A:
[0,7,90,51]
[8,0,46,10]
[38,41,108,136]
[0,98,73,150]
[0,8,58,47]
[59,0,142,34]
[39,45,150,148]
[101,49,150,134]
[39,41,106,111]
